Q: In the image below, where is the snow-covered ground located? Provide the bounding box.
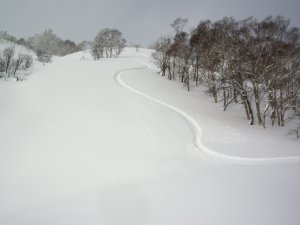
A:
[0,47,299,225]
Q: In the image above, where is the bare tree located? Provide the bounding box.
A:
[22,54,33,70]
[171,17,188,34]
[0,56,5,74]
[151,36,172,77]
[173,31,191,89]
[3,46,15,75]
[10,53,33,76]
[12,54,25,75]
[117,38,126,56]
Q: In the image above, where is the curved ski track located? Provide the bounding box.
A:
[114,58,300,165]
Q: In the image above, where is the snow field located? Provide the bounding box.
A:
[0,47,299,225]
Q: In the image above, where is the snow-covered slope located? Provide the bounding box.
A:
[0,48,299,225]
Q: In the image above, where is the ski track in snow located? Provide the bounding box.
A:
[114,58,300,165]
[103,67,159,153]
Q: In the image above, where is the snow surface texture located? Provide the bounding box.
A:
[0,47,299,225]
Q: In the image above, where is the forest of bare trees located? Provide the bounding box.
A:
[152,16,300,131]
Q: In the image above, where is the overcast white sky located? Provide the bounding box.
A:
[1,0,299,46]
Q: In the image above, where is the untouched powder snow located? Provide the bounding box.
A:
[0,48,299,225]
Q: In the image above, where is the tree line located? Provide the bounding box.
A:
[1,28,127,63]
[1,28,126,81]
[0,30,81,63]
[152,16,300,131]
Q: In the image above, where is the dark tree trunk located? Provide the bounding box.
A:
[253,86,262,125]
